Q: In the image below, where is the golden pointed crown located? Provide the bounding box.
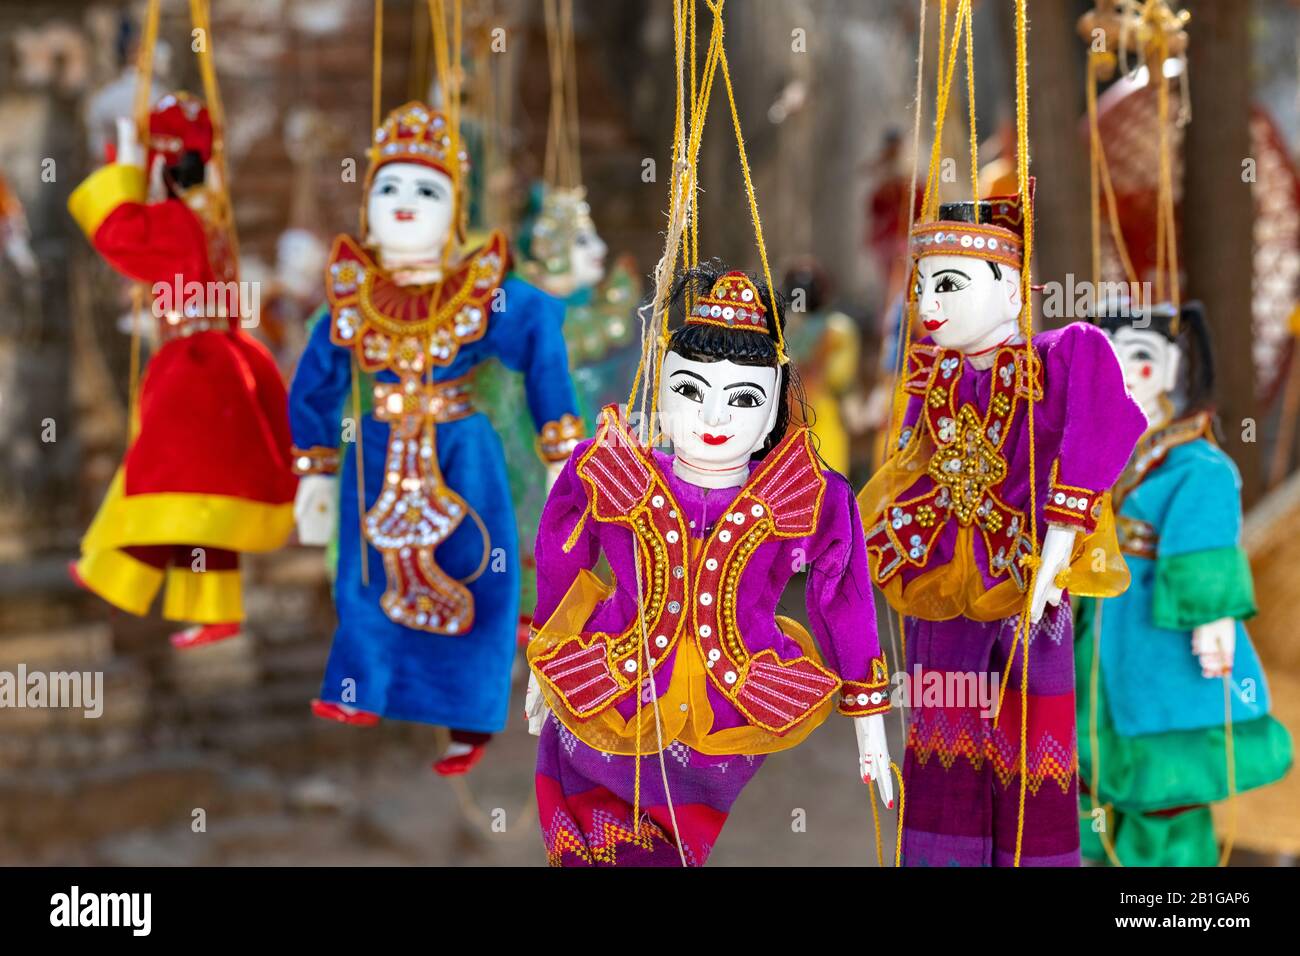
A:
[367,101,469,181]
[688,270,769,331]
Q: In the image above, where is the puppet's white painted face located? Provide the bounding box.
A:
[1107,326,1179,420]
[568,224,608,290]
[367,162,455,257]
[915,253,1022,353]
[657,351,780,468]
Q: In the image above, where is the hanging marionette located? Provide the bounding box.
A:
[288,98,584,776]
[1078,300,1293,866]
[476,0,640,643]
[66,87,296,649]
[858,185,1147,866]
[481,184,640,641]
[525,264,893,866]
[856,0,1149,868]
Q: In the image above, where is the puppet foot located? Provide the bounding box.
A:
[432,741,488,776]
[170,622,242,649]
[310,699,380,727]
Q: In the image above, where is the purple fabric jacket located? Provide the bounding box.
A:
[532,410,889,740]
[867,323,1147,599]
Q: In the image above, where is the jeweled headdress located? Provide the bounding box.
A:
[360,100,471,242]
[687,270,769,331]
[367,101,469,181]
[909,188,1029,271]
[529,186,597,276]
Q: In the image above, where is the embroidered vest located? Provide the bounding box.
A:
[865,343,1044,590]
[532,405,842,735]
[324,231,508,635]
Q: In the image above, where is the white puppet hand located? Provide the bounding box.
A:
[855,714,894,808]
[525,671,549,736]
[294,474,337,546]
[115,116,144,168]
[545,460,564,495]
[1029,524,1078,624]
[1192,618,1236,678]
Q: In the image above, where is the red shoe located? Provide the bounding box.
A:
[310,699,380,727]
[432,743,487,776]
[169,622,242,649]
[68,560,87,591]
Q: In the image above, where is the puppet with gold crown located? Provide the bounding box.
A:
[66,92,296,649]
[857,187,1148,866]
[288,102,583,775]
[524,264,894,866]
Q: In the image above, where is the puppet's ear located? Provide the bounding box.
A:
[1160,338,1183,397]
[1002,267,1022,311]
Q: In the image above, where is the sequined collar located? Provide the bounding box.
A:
[1113,410,1213,506]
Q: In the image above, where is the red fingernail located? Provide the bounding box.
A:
[887,800,894,809]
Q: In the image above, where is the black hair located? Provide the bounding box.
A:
[665,260,792,459]
[165,149,206,194]
[1091,299,1216,412]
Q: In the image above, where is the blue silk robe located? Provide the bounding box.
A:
[289,254,580,732]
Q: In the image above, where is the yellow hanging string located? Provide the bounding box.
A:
[189,0,240,274]
[372,0,384,133]
[920,0,968,222]
[1217,671,1238,865]
[963,0,978,221]
[621,0,696,866]
[709,0,785,363]
[624,0,681,418]
[1010,0,1037,869]
[124,0,162,442]
[687,0,699,267]
[1087,601,1125,865]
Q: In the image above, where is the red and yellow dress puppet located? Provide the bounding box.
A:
[66,93,296,648]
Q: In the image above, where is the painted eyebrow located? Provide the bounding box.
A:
[933,268,971,280]
[725,381,767,394]
[671,369,711,386]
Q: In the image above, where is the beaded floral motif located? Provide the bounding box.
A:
[364,374,478,634]
[865,344,1041,590]
[324,233,508,635]
[326,231,508,372]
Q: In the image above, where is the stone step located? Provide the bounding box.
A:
[0,757,292,864]
[0,620,114,669]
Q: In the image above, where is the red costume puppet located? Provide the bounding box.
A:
[67,92,295,648]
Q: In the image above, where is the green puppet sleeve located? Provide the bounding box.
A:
[1150,443,1257,629]
[1151,546,1257,630]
